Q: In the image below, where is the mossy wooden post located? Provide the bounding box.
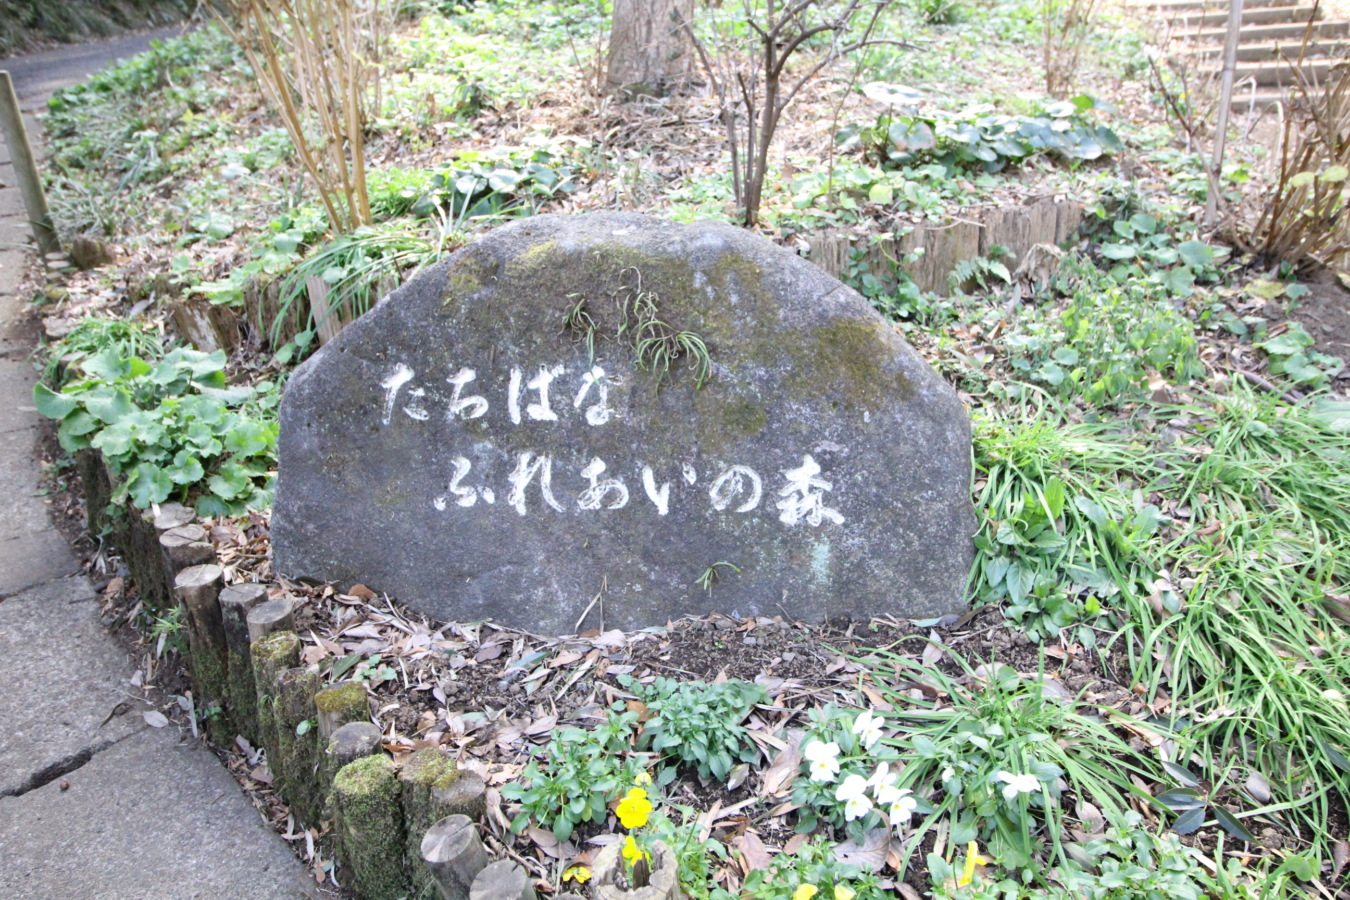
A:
[313,682,370,816]
[174,564,229,737]
[275,666,321,824]
[322,721,384,822]
[251,631,300,773]
[247,597,296,643]
[335,754,407,900]
[316,681,369,740]
[433,769,486,822]
[399,748,474,895]
[470,860,536,900]
[421,814,487,900]
[218,583,268,742]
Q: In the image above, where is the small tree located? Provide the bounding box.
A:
[1042,0,1097,99]
[215,0,390,233]
[679,0,899,227]
[606,0,696,96]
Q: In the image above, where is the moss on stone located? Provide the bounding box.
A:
[439,251,497,308]
[398,748,459,897]
[335,754,407,900]
[785,317,915,412]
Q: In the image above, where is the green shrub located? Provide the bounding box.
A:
[742,838,886,900]
[1001,255,1204,405]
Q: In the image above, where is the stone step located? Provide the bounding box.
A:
[1128,0,1298,10]
[1228,87,1305,108]
[1189,18,1349,40]
[1201,56,1335,83]
[1195,38,1350,59]
[1175,4,1320,28]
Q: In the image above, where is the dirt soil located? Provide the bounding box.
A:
[1290,267,1350,362]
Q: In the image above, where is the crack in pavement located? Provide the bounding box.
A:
[0,727,143,798]
[0,573,95,604]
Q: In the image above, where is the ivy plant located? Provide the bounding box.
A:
[33,347,277,516]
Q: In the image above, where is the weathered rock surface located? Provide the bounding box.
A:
[273,213,974,633]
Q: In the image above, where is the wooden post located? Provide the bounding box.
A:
[174,564,229,733]
[275,666,321,824]
[246,597,296,643]
[335,754,408,900]
[592,840,679,900]
[0,71,60,259]
[432,769,486,822]
[251,631,300,771]
[400,749,473,897]
[160,524,216,580]
[321,721,385,821]
[152,502,196,532]
[327,721,384,770]
[470,860,536,900]
[315,681,369,739]
[421,815,487,900]
[219,583,268,741]
[1206,0,1246,229]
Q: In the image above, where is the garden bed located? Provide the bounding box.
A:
[23,0,1350,897]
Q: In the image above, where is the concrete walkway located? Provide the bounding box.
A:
[0,32,313,900]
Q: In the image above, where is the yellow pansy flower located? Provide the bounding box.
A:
[635,771,653,785]
[622,834,651,865]
[563,866,591,884]
[616,788,653,829]
[957,841,990,887]
[793,885,819,900]
[834,885,856,900]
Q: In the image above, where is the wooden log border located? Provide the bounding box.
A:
[806,198,1085,296]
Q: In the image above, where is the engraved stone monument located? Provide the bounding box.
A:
[272,213,974,634]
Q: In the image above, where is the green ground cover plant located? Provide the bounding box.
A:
[621,675,768,782]
[840,95,1122,174]
[33,346,278,515]
[502,713,645,842]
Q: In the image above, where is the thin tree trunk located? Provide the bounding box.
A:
[606,0,695,96]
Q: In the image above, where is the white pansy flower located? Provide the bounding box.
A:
[995,771,1041,800]
[851,710,884,749]
[865,762,897,796]
[835,774,873,821]
[877,785,918,826]
[804,740,841,783]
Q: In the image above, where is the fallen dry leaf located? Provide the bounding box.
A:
[833,829,890,873]
[761,743,802,798]
[735,831,773,873]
